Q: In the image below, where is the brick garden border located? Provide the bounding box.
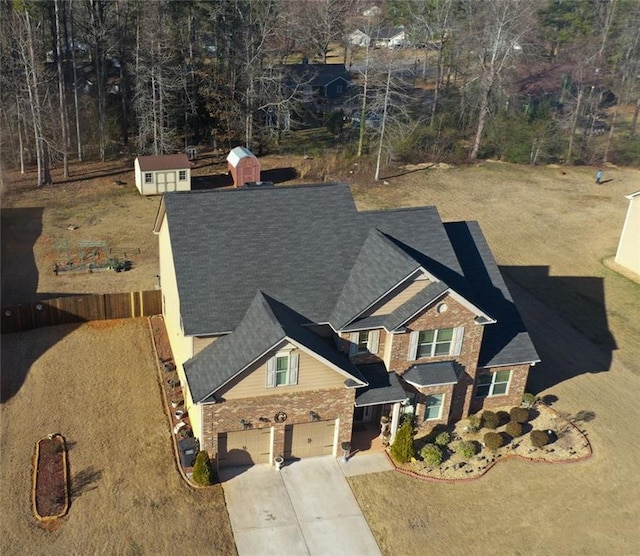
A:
[386,405,594,484]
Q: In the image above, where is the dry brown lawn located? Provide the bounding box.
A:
[2,155,640,555]
[0,319,236,555]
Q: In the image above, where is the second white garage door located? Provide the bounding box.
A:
[284,420,336,459]
[218,428,272,467]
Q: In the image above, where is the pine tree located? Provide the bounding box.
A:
[390,420,415,463]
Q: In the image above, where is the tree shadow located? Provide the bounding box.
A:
[69,466,102,501]
[381,163,436,180]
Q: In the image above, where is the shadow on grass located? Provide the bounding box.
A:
[70,467,102,501]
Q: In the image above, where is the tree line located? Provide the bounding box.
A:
[1,0,639,186]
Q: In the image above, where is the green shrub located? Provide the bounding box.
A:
[420,443,443,466]
[481,410,499,430]
[530,430,549,448]
[390,421,415,463]
[192,451,213,485]
[522,393,537,408]
[483,432,503,451]
[455,440,476,460]
[505,421,523,438]
[467,414,481,432]
[509,406,530,424]
[434,431,451,447]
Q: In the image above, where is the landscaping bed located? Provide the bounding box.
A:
[32,434,69,521]
[390,403,592,482]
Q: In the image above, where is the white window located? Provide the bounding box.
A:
[349,330,380,356]
[266,352,299,387]
[178,170,187,181]
[424,394,444,420]
[475,370,511,398]
[144,172,153,184]
[408,327,464,361]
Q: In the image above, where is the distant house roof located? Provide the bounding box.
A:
[136,154,190,172]
[282,63,350,88]
[227,146,256,167]
[373,26,405,41]
[156,183,538,368]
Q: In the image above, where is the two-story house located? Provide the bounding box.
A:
[153,183,538,469]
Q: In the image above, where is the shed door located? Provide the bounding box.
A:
[284,420,336,459]
[218,429,271,467]
[157,171,177,192]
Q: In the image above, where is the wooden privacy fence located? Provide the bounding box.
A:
[1,290,162,334]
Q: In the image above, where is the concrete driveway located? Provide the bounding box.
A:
[220,456,385,555]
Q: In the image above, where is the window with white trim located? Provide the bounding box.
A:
[144,172,153,184]
[408,327,463,360]
[424,394,444,420]
[349,330,380,356]
[178,170,187,181]
[266,351,299,387]
[475,370,511,398]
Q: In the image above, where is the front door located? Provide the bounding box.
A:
[353,405,373,423]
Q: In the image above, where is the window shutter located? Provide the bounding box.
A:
[368,330,380,354]
[266,357,276,388]
[289,353,299,385]
[349,333,358,356]
[452,327,464,356]
[408,331,419,361]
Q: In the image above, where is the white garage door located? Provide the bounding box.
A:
[218,428,272,467]
[284,420,336,459]
[156,171,177,193]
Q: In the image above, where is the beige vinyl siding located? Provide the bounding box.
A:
[159,218,193,395]
[193,336,218,356]
[369,275,431,316]
[221,349,346,399]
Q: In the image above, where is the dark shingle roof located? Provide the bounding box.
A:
[444,221,540,367]
[383,281,450,331]
[403,361,460,386]
[184,291,366,403]
[330,228,422,328]
[163,184,460,336]
[355,364,408,407]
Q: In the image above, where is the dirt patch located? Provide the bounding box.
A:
[33,435,68,520]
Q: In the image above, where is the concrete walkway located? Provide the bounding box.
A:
[220,454,391,556]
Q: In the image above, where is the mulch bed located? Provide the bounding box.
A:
[33,434,69,521]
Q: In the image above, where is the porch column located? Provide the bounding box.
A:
[389,402,401,444]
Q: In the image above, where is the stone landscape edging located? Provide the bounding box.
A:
[385,406,594,484]
[32,433,70,522]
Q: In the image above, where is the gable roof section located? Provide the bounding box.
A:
[330,228,423,329]
[137,153,190,172]
[403,361,459,387]
[227,146,256,167]
[444,221,540,367]
[184,291,366,403]
[383,281,450,331]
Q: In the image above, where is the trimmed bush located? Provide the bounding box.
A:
[390,421,415,463]
[192,451,213,486]
[467,414,481,432]
[509,406,530,424]
[420,443,443,466]
[481,410,499,430]
[455,440,476,460]
[522,392,537,408]
[505,421,523,438]
[483,432,503,451]
[530,430,549,448]
[434,431,451,447]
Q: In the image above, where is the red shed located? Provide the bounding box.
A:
[227,146,261,187]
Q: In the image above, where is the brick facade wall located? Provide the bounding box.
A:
[200,387,355,466]
[469,364,531,414]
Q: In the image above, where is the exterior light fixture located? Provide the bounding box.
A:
[240,419,250,430]
[309,411,320,422]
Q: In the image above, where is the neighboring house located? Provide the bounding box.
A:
[134,154,191,195]
[282,63,351,101]
[153,184,539,469]
[348,26,406,49]
[227,146,261,187]
[615,190,640,275]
